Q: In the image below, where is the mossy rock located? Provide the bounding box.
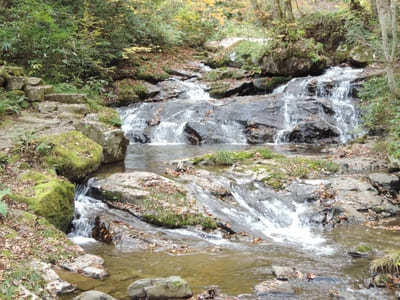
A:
[13,171,74,231]
[42,131,103,181]
[115,79,147,106]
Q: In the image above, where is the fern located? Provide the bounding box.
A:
[0,188,10,218]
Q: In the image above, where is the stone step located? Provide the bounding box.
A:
[25,85,54,102]
[44,93,86,104]
[5,76,43,91]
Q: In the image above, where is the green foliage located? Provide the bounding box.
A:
[98,107,122,127]
[0,188,10,218]
[0,90,27,116]
[371,251,400,275]
[0,267,47,299]
[359,76,400,161]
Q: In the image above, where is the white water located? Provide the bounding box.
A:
[274,67,363,144]
[68,184,108,244]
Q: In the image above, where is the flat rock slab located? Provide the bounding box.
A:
[45,93,86,104]
[272,266,296,281]
[368,173,400,195]
[60,254,107,280]
[128,276,193,300]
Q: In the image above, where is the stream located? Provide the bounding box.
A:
[63,66,398,299]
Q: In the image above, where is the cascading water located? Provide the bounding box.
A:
[190,180,332,254]
[274,67,363,144]
[68,183,108,244]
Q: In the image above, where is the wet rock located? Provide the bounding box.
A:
[253,77,290,93]
[45,93,86,104]
[143,81,162,98]
[272,266,297,281]
[128,276,193,300]
[368,173,400,196]
[254,280,295,298]
[167,68,198,79]
[73,291,117,300]
[152,80,186,101]
[287,121,340,144]
[184,121,246,144]
[349,45,374,67]
[75,114,128,163]
[60,254,107,279]
[209,80,254,99]
[287,183,319,203]
[245,124,276,144]
[30,260,75,296]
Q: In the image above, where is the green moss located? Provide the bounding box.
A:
[209,82,231,98]
[371,251,400,275]
[135,65,169,83]
[117,79,147,105]
[143,212,217,230]
[98,107,122,127]
[41,131,103,181]
[204,67,247,81]
[356,244,372,253]
[14,171,75,231]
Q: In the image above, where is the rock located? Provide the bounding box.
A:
[24,85,46,102]
[6,76,26,90]
[0,75,4,87]
[209,80,253,99]
[272,266,296,281]
[152,80,186,101]
[75,114,128,163]
[368,173,400,196]
[253,77,290,93]
[25,77,42,86]
[287,121,340,144]
[73,291,117,300]
[88,172,153,204]
[127,276,192,300]
[349,45,374,67]
[143,82,162,98]
[166,68,198,79]
[287,183,319,203]
[61,254,108,279]
[254,280,295,298]
[15,171,74,231]
[38,101,89,115]
[45,93,86,104]
[245,124,276,144]
[41,131,103,181]
[30,260,75,296]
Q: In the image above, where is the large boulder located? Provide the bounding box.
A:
[41,131,103,181]
[75,113,128,163]
[74,291,117,300]
[88,172,216,229]
[6,76,26,91]
[13,171,74,231]
[128,276,192,300]
[368,173,400,196]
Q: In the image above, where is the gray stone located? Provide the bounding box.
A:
[88,172,172,204]
[6,76,25,90]
[25,77,42,86]
[38,101,89,115]
[75,115,128,163]
[368,173,400,195]
[60,254,107,280]
[45,93,86,104]
[272,266,295,281]
[73,291,117,300]
[143,82,162,98]
[25,85,45,102]
[128,276,192,300]
[254,279,295,298]
[30,260,75,296]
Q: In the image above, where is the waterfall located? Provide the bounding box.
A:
[274,67,363,144]
[68,183,108,244]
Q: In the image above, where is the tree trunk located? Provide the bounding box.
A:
[370,0,378,17]
[376,0,400,97]
[283,0,295,21]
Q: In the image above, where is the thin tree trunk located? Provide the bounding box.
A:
[283,0,295,21]
[376,0,400,97]
[370,0,378,17]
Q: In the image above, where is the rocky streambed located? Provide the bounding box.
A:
[48,62,400,300]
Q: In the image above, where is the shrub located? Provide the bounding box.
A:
[0,188,10,218]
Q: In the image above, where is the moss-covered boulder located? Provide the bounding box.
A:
[12,171,75,231]
[114,79,160,106]
[208,39,328,77]
[42,131,103,181]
